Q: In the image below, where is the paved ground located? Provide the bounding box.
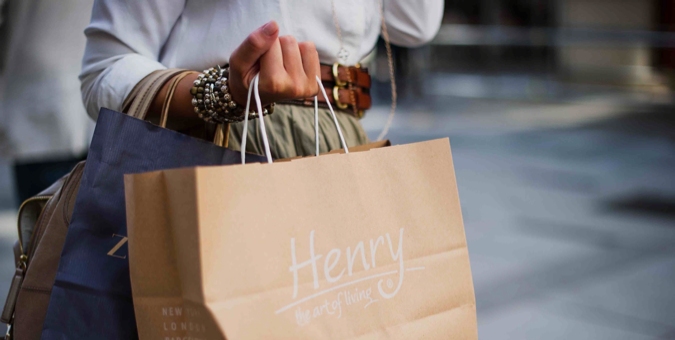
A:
[0,84,673,338]
[362,89,675,338]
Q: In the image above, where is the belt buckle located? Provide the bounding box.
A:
[332,86,349,110]
[332,63,348,87]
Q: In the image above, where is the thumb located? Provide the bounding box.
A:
[230,21,279,72]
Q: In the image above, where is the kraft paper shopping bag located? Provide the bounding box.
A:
[125,138,477,339]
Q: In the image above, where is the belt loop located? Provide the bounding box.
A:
[344,70,358,117]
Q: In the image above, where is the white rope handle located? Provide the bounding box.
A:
[241,73,349,164]
[241,74,272,164]
[240,76,255,164]
[314,95,319,156]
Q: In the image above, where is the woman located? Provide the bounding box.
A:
[81,0,444,158]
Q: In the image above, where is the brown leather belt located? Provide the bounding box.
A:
[281,63,371,118]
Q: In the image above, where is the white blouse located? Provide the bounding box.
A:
[80,0,444,119]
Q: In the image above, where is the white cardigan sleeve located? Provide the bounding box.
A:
[80,0,186,119]
[383,0,444,47]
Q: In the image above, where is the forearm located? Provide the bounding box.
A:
[94,20,317,129]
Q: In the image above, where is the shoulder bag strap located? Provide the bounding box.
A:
[121,69,230,147]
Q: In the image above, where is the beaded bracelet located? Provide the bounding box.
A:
[190,64,274,123]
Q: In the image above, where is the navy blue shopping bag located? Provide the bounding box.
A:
[41,108,264,339]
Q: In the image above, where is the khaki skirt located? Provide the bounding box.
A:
[227,104,369,159]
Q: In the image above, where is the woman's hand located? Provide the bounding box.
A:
[228,21,321,106]
[148,21,319,128]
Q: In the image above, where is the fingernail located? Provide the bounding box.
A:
[262,21,278,36]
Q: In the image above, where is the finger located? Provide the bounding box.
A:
[299,41,320,94]
[259,37,286,81]
[279,36,304,79]
[230,21,279,74]
[258,37,289,102]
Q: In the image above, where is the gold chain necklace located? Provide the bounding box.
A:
[330,0,350,63]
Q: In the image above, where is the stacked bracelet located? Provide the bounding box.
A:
[190,64,274,123]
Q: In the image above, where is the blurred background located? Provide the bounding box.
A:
[1,0,674,338]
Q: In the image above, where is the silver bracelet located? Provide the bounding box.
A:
[190,65,274,123]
